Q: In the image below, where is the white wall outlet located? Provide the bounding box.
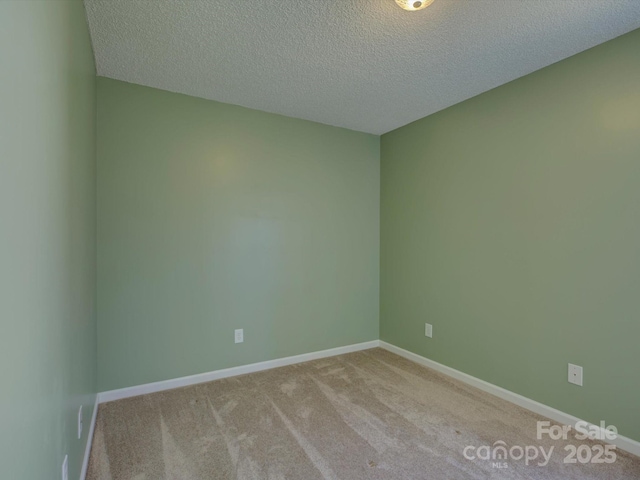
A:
[568,363,583,386]
[234,329,244,344]
[61,455,68,480]
[425,323,433,338]
[78,405,83,439]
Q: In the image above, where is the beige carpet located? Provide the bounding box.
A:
[87,348,640,479]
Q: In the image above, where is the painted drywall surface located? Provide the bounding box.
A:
[0,1,97,479]
[97,78,380,391]
[381,28,640,441]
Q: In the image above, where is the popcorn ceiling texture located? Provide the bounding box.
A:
[85,0,640,134]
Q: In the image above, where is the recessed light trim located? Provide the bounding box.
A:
[395,0,435,11]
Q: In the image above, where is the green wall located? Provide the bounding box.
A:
[2,4,635,473]
[97,78,380,392]
[0,1,97,479]
[381,28,640,442]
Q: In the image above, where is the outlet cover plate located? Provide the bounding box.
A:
[78,404,83,439]
[425,323,433,338]
[62,455,68,480]
[234,329,244,344]
[568,363,583,386]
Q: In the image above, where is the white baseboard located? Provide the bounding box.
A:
[98,340,380,404]
[379,341,640,458]
[94,339,639,458]
[80,395,99,480]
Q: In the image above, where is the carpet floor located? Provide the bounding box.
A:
[87,348,640,479]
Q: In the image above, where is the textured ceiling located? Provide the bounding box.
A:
[85,0,640,134]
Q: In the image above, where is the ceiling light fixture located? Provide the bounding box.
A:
[395,0,435,11]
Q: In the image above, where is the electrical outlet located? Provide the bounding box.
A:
[568,363,583,386]
[425,323,433,338]
[234,329,244,344]
[78,405,83,439]
[61,455,68,480]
